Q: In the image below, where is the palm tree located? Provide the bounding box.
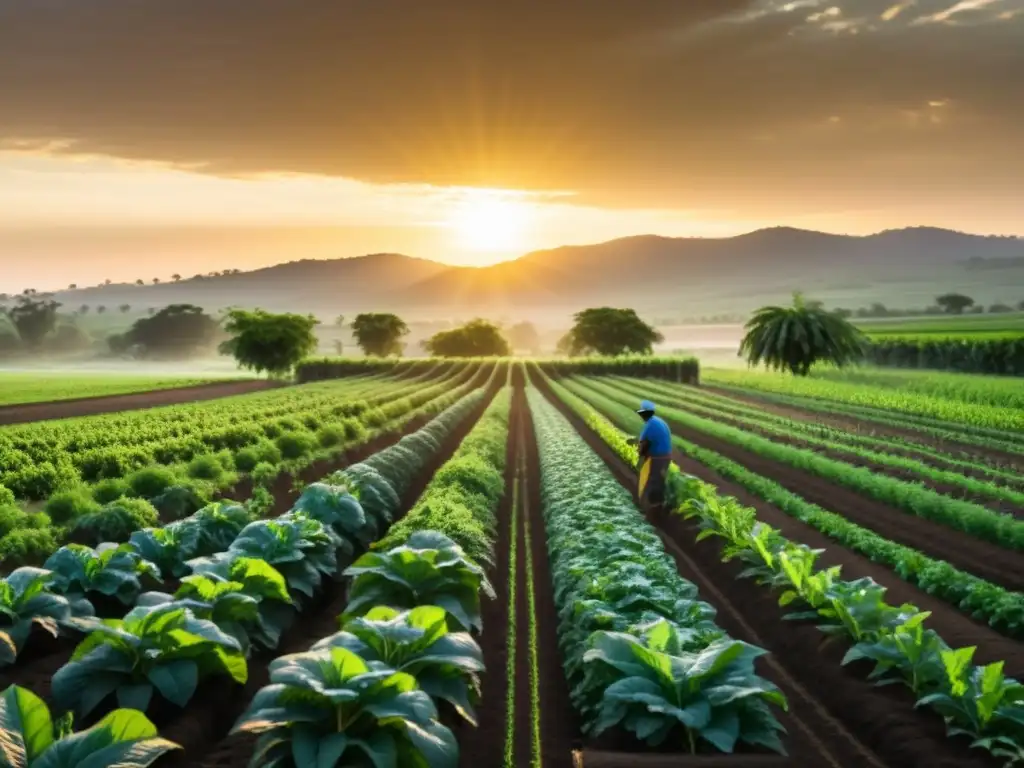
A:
[740,292,866,376]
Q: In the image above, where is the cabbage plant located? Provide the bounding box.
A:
[233,646,458,768]
[189,502,253,556]
[343,531,494,632]
[0,685,179,767]
[315,604,483,724]
[128,523,201,579]
[52,603,248,718]
[44,543,159,606]
[583,620,788,754]
[289,482,370,547]
[137,556,293,654]
[0,567,92,667]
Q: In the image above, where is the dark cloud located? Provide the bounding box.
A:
[1,0,1022,211]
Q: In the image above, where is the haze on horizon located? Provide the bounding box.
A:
[2,0,1022,294]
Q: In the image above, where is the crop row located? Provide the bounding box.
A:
[541,375,1024,765]
[702,368,1024,434]
[0,379,497,766]
[610,376,1024,508]
[556,375,1024,636]
[230,383,511,766]
[527,386,788,755]
[0,363,471,501]
[581,376,1024,553]
[0,365,493,569]
[625,375,1024,485]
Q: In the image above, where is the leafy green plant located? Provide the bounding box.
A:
[150,484,206,522]
[138,556,293,653]
[583,621,788,753]
[52,603,248,718]
[0,528,59,569]
[44,489,101,526]
[344,531,494,632]
[187,454,225,482]
[66,498,159,546]
[128,524,201,580]
[233,646,458,768]
[0,684,180,767]
[44,543,160,606]
[289,482,370,547]
[315,605,484,724]
[189,502,253,556]
[125,466,179,499]
[91,478,130,505]
[0,567,90,667]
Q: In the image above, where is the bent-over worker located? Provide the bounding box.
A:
[627,399,672,515]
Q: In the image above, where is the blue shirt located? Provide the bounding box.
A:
[639,415,672,457]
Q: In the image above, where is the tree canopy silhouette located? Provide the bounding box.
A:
[740,292,865,376]
[351,313,409,357]
[424,319,509,357]
[560,307,662,356]
[221,309,319,376]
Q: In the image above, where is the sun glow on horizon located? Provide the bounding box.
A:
[447,190,534,254]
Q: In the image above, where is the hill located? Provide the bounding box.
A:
[41,227,1024,321]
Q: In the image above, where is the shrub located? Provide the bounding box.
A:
[2,462,74,500]
[151,484,207,521]
[315,424,346,448]
[261,422,283,440]
[276,432,315,460]
[233,446,261,473]
[126,466,179,499]
[251,462,279,488]
[302,413,321,431]
[67,498,159,545]
[188,454,225,483]
[0,506,49,539]
[0,528,58,567]
[92,478,130,504]
[0,485,13,507]
[254,440,282,465]
[342,418,368,443]
[44,488,101,526]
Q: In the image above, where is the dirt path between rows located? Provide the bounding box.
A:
[532,374,1000,768]
[702,385,1024,472]
[0,380,282,426]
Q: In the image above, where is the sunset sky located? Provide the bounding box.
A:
[2,0,1022,292]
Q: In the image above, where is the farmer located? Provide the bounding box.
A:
[627,400,672,516]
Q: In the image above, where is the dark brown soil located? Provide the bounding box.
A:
[532,373,1003,768]
[173,377,504,768]
[703,385,1024,473]
[0,380,282,425]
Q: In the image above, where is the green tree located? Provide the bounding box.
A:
[351,313,409,357]
[740,292,865,376]
[6,296,61,349]
[222,309,319,377]
[424,318,510,357]
[936,293,975,314]
[114,304,220,358]
[560,307,662,356]
[507,321,541,354]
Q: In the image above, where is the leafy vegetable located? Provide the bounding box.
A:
[52,603,248,718]
[128,524,201,580]
[0,684,180,767]
[44,543,159,606]
[344,531,494,632]
[289,481,370,548]
[0,567,91,667]
[315,604,484,724]
[584,621,788,753]
[233,646,458,768]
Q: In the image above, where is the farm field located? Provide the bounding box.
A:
[0,357,1022,768]
[0,372,240,407]
[857,312,1024,339]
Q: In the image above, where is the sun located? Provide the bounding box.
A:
[448,190,532,254]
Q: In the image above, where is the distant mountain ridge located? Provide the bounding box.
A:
[47,227,1024,318]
